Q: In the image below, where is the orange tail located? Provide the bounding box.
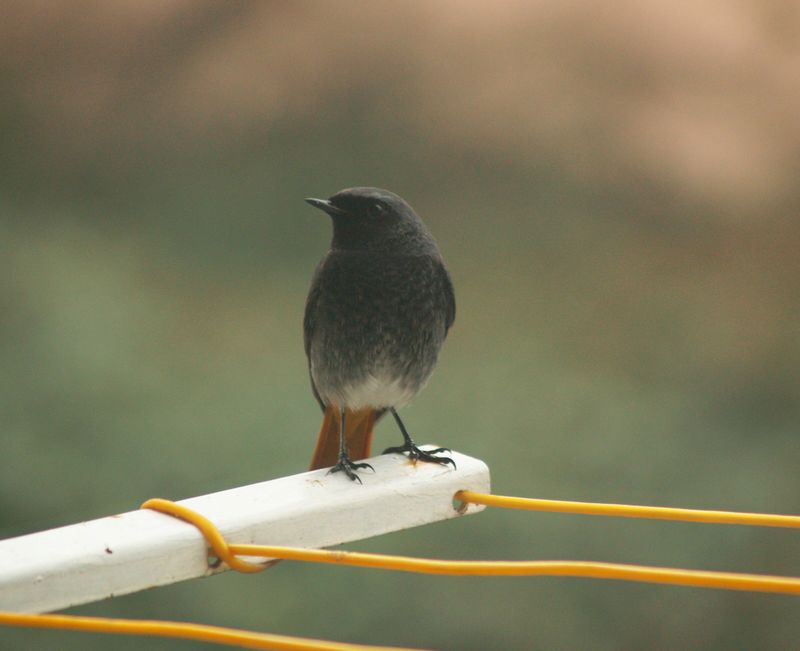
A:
[309,406,378,470]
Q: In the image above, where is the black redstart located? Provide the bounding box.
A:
[304,187,455,481]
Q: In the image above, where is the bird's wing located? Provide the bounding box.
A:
[440,262,456,334]
[303,256,327,411]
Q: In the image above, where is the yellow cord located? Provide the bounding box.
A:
[455,491,800,528]
[141,498,800,595]
[0,611,423,651]
[219,544,800,594]
[4,490,798,650]
[141,499,270,573]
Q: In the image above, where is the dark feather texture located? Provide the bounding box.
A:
[304,187,455,472]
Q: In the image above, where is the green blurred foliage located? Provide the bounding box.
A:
[1,2,798,650]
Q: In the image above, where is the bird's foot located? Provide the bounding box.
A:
[328,456,374,483]
[382,441,456,469]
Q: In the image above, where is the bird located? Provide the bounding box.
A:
[303,187,456,481]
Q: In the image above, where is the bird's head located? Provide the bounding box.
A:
[305,187,436,254]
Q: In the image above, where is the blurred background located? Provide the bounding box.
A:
[2,1,799,649]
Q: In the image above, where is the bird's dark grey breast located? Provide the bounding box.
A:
[304,250,454,408]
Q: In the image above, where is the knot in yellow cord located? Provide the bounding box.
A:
[141,498,270,574]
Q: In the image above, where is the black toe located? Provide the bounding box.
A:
[329,457,375,482]
[383,442,456,469]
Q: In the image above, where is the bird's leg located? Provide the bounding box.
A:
[383,408,456,468]
[328,407,374,482]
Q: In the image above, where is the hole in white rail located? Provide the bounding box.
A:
[452,493,469,514]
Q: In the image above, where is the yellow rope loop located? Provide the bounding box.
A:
[3,489,799,650]
[141,498,269,574]
[141,497,800,595]
[454,491,800,528]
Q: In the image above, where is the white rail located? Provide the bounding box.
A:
[0,448,490,613]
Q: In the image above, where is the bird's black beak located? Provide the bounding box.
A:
[305,197,346,216]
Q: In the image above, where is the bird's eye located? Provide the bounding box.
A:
[371,202,385,216]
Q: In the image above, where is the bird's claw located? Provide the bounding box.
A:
[328,457,375,483]
[383,442,456,469]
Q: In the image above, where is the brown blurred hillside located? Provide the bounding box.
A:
[4,1,800,211]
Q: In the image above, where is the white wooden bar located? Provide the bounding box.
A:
[0,448,490,613]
